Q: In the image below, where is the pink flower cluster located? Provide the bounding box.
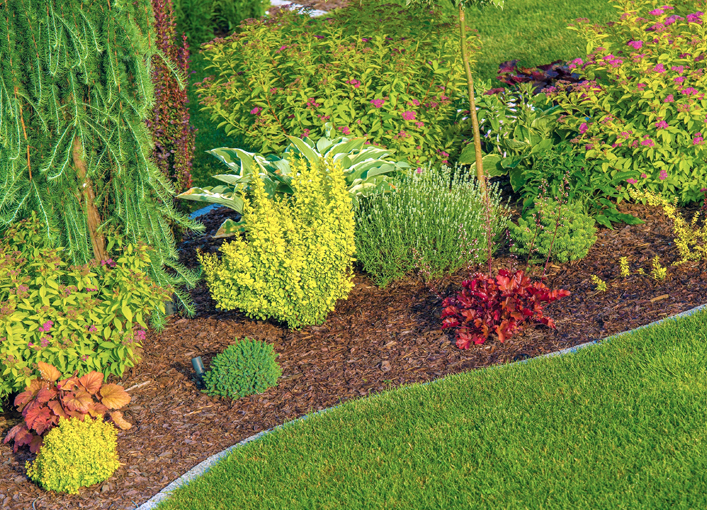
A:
[370,99,385,109]
[346,79,361,88]
[250,107,262,115]
[402,110,416,121]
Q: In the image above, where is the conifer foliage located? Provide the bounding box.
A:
[0,0,206,329]
[147,0,196,214]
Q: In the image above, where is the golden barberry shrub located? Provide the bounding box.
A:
[197,156,356,329]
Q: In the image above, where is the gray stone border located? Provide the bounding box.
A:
[136,202,707,509]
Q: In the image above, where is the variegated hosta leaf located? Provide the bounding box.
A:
[213,218,248,239]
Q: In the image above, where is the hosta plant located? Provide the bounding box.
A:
[549,1,707,205]
[177,124,410,238]
[440,269,571,349]
[3,362,132,454]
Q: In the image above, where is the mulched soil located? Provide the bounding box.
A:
[1,176,706,509]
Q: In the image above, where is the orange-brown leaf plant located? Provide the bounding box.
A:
[3,362,132,453]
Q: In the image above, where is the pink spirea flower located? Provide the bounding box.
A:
[681,87,698,95]
[579,123,588,134]
[627,178,638,184]
[686,12,704,23]
[671,65,685,73]
[40,337,50,348]
[627,40,643,50]
[664,15,683,25]
[654,63,666,73]
[370,99,385,108]
[641,173,648,178]
[694,132,705,145]
[39,320,54,332]
[641,138,655,147]
[302,128,310,138]
[415,121,424,129]
[408,99,420,106]
[88,325,98,333]
[674,76,685,84]
[637,83,646,90]
[416,167,423,174]
[649,8,665,16]
[402,111,416,121]
[664,94,675,102]
[656,120,669,129]
[660,169,668,180]
[250,107,262,115]
[339,126,351,136]
[346,79,361,88]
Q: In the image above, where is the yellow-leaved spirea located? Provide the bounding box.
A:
[197,156,356,329]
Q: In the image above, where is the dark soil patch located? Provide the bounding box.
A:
[1,184,706,509]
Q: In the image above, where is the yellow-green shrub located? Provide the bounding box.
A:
[25,416,120,494]
[197,156,356,329]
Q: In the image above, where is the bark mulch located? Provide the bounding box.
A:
[1,187,707,509]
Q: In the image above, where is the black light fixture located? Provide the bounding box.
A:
[191,356,206,389]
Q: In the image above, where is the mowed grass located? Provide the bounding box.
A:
[156,306,707,510]
[180,0,622,197]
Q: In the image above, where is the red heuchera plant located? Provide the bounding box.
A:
[3,362,132,453]
[440,269,571,349]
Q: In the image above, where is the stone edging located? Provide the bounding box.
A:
[137,204,707,509]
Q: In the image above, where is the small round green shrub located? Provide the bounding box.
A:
[509,198,597,264]
[203,338,282,400]
[25,417,120,494]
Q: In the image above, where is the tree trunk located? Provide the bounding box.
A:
[72,134,108,264]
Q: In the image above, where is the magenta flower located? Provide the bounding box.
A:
[641,173,648,178]
[302,128,311,138]
[654,63,666,74]
[402,111,416,121]
[416,167,423,174]
[686,12,704,23]
[656,120,669,129]
[649,8,665,16]
[659,169,668,180]
[415,121,424,129]
[408,99,420,106]
[674,76,685,84]
[250,107,262,115]
[579,122,588,134]
[671,65,685,73]
[39,320,54,332]
[641,138,655,147]
[660,5,674,10]
[40,336,50,348]
[664,94,675,102]
[87,325,98,333]
[627,178,638,184]
[346,79,361,88]
[278,45,288,52]
[370,99,385,109]
[627,40,643,50]
[339,126,351,136]
[612,142,622,148]
[694,132,704,145]
[681,87,698,95]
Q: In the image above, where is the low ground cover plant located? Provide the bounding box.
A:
[3,362,131,454]
[196,156,356,329]
[203,338,282,400]
[352,162,511,288]
[549,0,707,205]
[193,1,476,166]
[0,212,172,411]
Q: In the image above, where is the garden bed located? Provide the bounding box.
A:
[0,189,705,509]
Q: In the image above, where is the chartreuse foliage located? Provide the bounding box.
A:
[0,212,172,412]
[196,155,356,330]
[194,2,478,166]
[203,338,282,401]
[550,0,707,205]
[153,307,707,510]
[177,124,410,238]
[510,197,598,264]
[26,416,120,495]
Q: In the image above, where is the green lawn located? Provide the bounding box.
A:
[156,307,707,509]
